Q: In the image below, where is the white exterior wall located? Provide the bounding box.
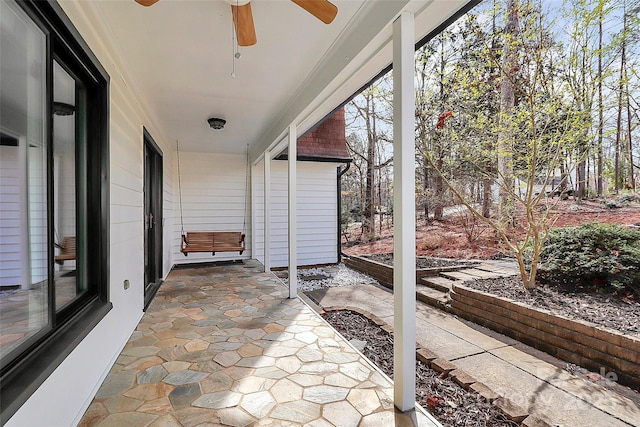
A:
[172,151,251,264]
[6,1,176,425]
[254,160,339,268]
[0,145,22,287]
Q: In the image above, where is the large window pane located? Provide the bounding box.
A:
[0,0,48,360]
[53,61,86,311]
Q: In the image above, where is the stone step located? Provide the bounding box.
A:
[453,268,507,280]
[420,275,460,292]
[475,263,519,276]
[440,270,481,282]
[416,287,450,309]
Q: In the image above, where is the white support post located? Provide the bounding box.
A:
[288,124,297,299]
[250,162,256,260]
[393,11,416,412]
[264,152,271,273]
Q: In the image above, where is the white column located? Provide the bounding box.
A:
[263,152,271,272]
[393,11,416,412]
[288,124,297,299]
[250,162,256,260]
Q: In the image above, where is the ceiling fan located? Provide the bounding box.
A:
[134,0,338,47]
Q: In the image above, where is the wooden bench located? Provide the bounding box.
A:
[55,236,76,265]
[181,231,245,256]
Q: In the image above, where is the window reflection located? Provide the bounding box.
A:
[0,0,48,359]
[53,61,81,311]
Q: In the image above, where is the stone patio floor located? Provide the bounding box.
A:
[78,260,439,427]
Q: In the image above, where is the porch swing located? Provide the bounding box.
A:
[176,141,247,256]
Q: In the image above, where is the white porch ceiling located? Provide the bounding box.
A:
[91,0,472,159]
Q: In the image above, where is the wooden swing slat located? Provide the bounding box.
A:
[181,231,245,256]
[55,236,76,264]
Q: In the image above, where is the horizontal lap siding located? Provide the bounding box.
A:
[254,161,338,268]
[0,146,21,286]
[173,152,250,264]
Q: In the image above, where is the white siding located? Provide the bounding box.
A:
[6,1,177,425]
[0,145,22,287]
[27,144,47,283]
[172,151,250,264]
[254,160,339,268]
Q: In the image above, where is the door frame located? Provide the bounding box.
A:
[143,128,163,309]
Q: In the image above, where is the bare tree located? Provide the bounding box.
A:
[344,76,393,240]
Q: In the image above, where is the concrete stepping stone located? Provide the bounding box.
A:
[440,270,483,281]
[456,268,507,279]
[420,275,459,292]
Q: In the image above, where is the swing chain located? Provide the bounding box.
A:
[243,144,249,235]
[176,140,185,236]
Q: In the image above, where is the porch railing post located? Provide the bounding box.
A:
[392,10,416,412]
[264,151,271,273]
[288,124,297,299]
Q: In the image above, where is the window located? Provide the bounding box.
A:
[0,0,110,422]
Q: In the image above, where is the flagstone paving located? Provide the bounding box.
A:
[78,260,439,427]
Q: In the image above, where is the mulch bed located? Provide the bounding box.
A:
[464,277,640,337]
[322,310,520,427]
[366,253,478,269]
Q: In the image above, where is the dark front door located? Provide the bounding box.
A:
[144,129,163,309]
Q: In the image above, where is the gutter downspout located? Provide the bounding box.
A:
[337,162,351,262]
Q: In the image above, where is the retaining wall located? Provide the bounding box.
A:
[451,284,640,389]
[344,255,470,289]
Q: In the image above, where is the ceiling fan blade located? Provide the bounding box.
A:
[231,2,257,47]
[291,0,338,24]
[134,0,159,6]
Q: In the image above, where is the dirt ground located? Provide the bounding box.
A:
[343,198,640,260]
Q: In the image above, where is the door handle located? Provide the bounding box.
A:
[149,213,154,229]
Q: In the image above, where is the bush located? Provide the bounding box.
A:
[602,199,621,209]
[538,222,640,294]
[617,192,640,204]
[420,235,442,250]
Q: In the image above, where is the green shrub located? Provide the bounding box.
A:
[617,192,640,204]
[602,199,621,209]
[538,222,640,294]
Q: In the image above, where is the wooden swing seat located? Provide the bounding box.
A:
[55,236,76,265]
[181,231,245,256]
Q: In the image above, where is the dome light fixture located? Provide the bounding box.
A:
[53,102,75,116]
[207,117,226,130]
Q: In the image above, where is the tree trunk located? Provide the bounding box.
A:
[483,177,492,218]
[434,33,447,221]
[424,164,430,218]
[577,161,586,198]
[596,6,604,196]
[363,93,376,236]
[625,48,635,190]
[614,14,626,193]
[434,154,444,220]
[497,0,518,226]
[483,3,497,220]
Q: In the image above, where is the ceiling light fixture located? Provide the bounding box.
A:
[53,102,75,116]
[208,117,226,130]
